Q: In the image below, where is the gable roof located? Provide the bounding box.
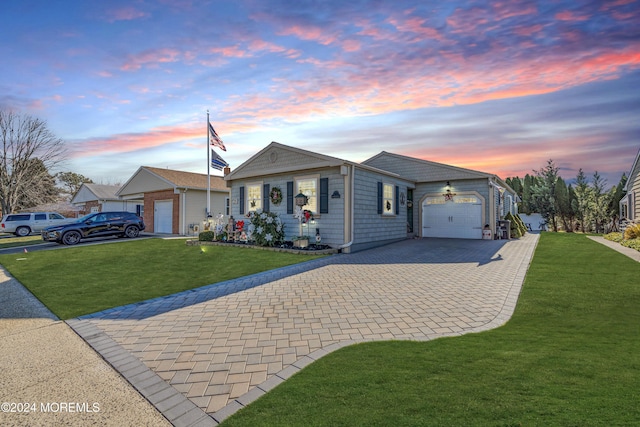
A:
[226,141,403,181]
[362,151,495,183]
[71,183,121,204]
[623,147,640,191]
[117,166,228,197]
[226,142,349,181]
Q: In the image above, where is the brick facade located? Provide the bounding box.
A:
[79,200,101,216]
[144,190,179,233]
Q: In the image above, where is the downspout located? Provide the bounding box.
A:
[181,188,188,235]
[488,178,495,238]
[338,164,355,251]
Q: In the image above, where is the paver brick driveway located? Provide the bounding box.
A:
[70,233,538,425]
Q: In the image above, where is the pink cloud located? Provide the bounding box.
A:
[512,24,543,36]
[104,7,149,23]
[120,48,181,71]
[555,10,590,21]
[278,25,338,46]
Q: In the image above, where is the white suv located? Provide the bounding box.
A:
[1,212,74,236]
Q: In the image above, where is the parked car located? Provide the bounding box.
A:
[42,211,145,245]
[1,212,74,236]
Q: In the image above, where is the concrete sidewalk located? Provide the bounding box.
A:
[587,235,640,262]
[0,267,170,427]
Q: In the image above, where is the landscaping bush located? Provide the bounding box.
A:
[247,210,285,247]
[604,232,624,243]
[623,223,640,240]
[198,230,215,241]
[621,239,640,251]
[504,212,523,238]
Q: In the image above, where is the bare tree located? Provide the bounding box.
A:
[0,110,66,214]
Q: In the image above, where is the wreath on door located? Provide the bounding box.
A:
[270,187,283,205]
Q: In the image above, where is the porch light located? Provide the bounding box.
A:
[295,192,308,207]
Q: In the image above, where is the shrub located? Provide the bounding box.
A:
[505,213,523,238]
[198,231,215,241]
[621,239,640,251]
[623,223,640,240]
[247,210,285,247]
[604,232,624,243]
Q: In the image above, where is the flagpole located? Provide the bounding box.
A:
[206,111,211,219]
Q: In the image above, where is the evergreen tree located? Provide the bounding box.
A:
[572,169,590,233]
[532,160,560,232]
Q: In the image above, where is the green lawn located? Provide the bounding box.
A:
[0,238,324,319]
[221,233,640,426]
[0,235,44,249]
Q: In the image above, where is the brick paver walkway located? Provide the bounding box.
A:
[69,233,538,426]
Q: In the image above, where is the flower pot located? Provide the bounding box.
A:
[293,238,309,248]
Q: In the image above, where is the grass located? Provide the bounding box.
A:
[0,238,324,319]
[0,235,44,249]
[221,233,640,426]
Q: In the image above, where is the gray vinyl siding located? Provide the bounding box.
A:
[351,167,410,252]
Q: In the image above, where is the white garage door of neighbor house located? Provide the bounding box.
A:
[154,200,173,234]
[422,196,482,239]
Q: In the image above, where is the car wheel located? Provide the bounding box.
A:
[62,231,82,245]
[124,225,140,238]
[15,226,31,237]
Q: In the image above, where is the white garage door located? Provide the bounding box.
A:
[422,195,482,239]
[154,200,173,234]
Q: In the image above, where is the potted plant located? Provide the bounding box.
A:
[293,235,310,248]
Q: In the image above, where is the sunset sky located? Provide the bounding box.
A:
[1,0,639,187]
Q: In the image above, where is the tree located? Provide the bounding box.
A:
[554,177,573,232]
[0,110,66,214]
[572,169,590,233]
[531,160,560,231]
[57,171,93,199]
[589,171,610,234]
[520,174,537,214]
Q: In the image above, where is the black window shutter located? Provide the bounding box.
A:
[320,178,329,214]
[287,181,294,214]
[263,183,270,212]
[239,186,245,215]
[395,185,400,215]
[377,182,383,214]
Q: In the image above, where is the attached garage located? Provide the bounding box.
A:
[422,195,483,239]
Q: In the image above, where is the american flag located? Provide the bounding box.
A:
[209,122,226,151]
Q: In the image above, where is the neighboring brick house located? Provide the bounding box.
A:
[620,147,640,225]
[117,166,229,234]
[71,183,142,216]
[225,142,518,253]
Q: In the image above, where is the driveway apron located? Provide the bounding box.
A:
[69,233,539,425]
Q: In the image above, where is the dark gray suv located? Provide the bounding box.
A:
[42,211,145,245]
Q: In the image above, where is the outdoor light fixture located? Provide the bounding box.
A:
[443,181,456,201]
[295,192,308,207]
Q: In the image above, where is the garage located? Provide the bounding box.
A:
[422,195,483,239]
[154,200,173,233]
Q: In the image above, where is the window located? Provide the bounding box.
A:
[35,214,46,220]
[247,183,262,211]
[225,197,230,216]
[50,213,65,220]
[382,183,394,215]
[295,176,318,213]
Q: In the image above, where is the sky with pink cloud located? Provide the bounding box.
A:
[1,0,639,187]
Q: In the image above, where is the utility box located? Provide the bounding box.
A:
[497,220,511,240]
